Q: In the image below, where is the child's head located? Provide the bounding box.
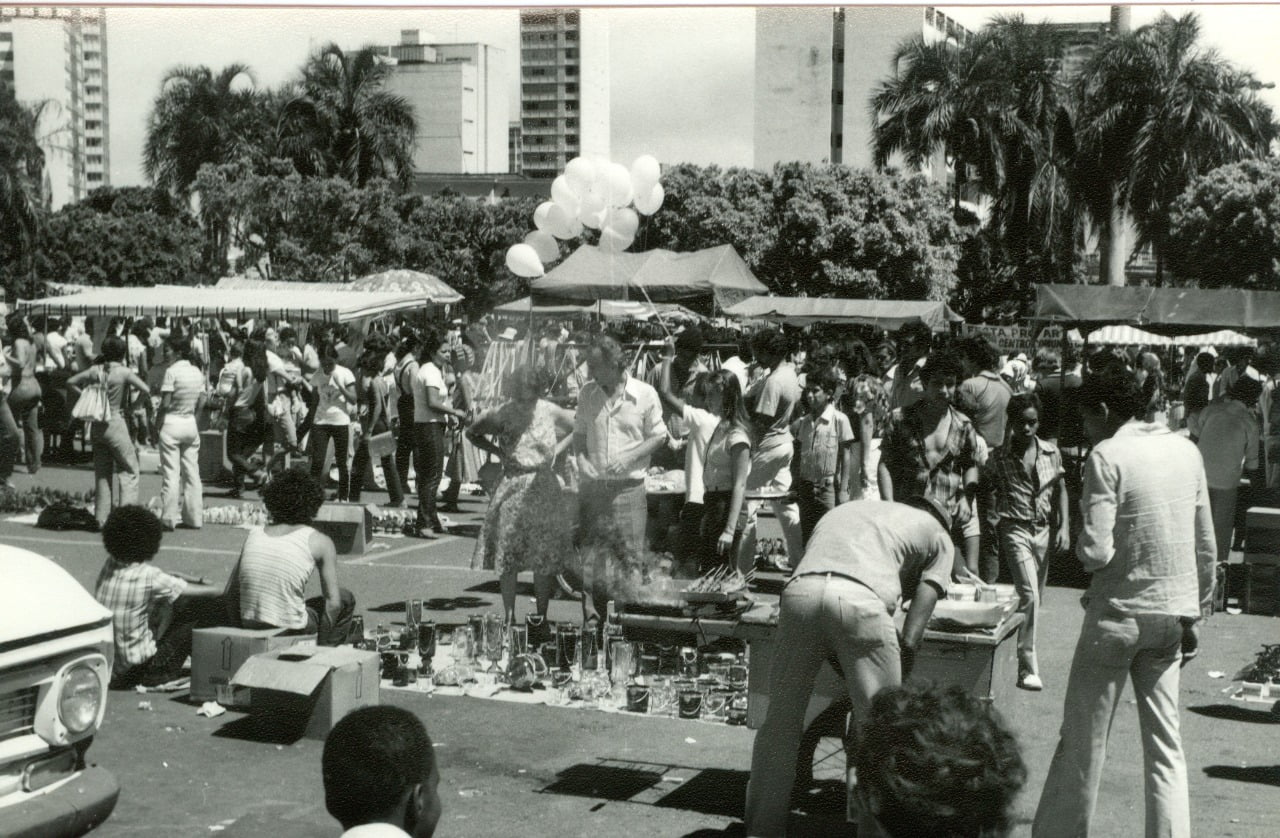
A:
[1006,392,1043,443]
[805,370,837,416]
[103,506,164,563]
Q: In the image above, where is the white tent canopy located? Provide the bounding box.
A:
[1086,325,1256,347]
[19,286,427,324]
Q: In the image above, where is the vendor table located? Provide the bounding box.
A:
[620,596,1023,729]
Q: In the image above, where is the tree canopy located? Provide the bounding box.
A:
[1168,157,1280,290]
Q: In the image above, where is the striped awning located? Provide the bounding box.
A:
[1087,325,1256,347]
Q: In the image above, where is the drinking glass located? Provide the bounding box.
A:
[453,626,474,666]
[703,688,729,722]
[609,641,635,688]
[483,614,506,675]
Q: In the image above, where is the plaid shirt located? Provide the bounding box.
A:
[880,403,980,525]
[94,557,187,666]
[988,437,1064,525]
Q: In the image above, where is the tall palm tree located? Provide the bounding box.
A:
[0,88,55,293]
[276,43,416,188]
[1076,13,1275,284]
[143,63,263,198]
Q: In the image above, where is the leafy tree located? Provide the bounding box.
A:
[1167,157,1280,289]
[277,43,416,188]
[143,63,266,198]
[0,86,55,296]
[28,186,203,290]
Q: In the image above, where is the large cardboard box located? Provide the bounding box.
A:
[190,627,316,705]
[312,502,374,555]
[230,646,380,740]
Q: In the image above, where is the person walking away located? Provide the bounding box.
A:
[987,393,1069,691]
[224,339,270,497]
[392,332,420,506]
[322,706,442,838]
[1138,351,1168,423]
[466,365,576,624]
[309,344,358,501]
[438,344,475,514]
[879,350,983,579]
[957,336,1012,583]
[1182,351,1216,441]
[1197,372,1261,565]
[67,336,151,523]
[736,329,804,572]
[5,314,43,475]
[1032,365,1215,838]
[574,334,667,628]
[792,370,854,544]
[156,335,207,530]
[412,330,468,538]
[95,505,223,688]
[350,352,405,506]
[744,497,954,837]
[226,469,356,646]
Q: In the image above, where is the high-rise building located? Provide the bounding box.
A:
[518,8,609,179]
[0,6,109,209]
[508,121,523,175]
[754,6,969,173]
[373,30,508,174]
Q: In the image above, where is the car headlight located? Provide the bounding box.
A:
[59,664,103,735]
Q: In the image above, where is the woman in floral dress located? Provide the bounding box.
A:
[466,365,576,624]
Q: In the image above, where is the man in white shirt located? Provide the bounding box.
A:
[720,335,752,392]
[323,706,441,838]
[1197,371,1261,564]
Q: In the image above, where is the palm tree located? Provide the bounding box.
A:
[0,87,55,294]
[1075,13,1276,284]
[276,43,416,188]
[143,63,264,198]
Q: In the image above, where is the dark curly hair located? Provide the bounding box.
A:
[102,505,164,563]
[1005,391,1043,422]
[920,350,964,385]
[855,682,1026,838]
[503,364,551,401]
[261,469,326,525]
[1078,363,1144,421]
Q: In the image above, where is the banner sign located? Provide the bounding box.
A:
[961,323,1066,356]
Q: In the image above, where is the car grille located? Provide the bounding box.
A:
[0,685,39,743]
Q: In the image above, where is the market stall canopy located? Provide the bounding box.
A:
[1034,284,1280,334]
[529,244,766,309]
[1087,325,1256,347]
[492,296,704,322]
[19,285,426,324]
[724,296,963,331]
[216,271,463,305]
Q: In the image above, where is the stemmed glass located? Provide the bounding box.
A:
[483,614,506,675]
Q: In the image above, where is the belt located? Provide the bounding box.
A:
[585,476,645,487]
[787,571,871,590]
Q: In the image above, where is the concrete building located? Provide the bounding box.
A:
[754,6,969,173]
[373,30,507,174]
[519,8,609,179]
[0,5,109,209]
[508,121,523,174]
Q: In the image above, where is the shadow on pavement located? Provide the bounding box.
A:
[1188,703,1280,724]
[1203,764,1280,787]
[369,596,491,613]
[210,711,308,746]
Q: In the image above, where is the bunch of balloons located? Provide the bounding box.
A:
[506,154,665,279]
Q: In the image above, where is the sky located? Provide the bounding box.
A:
[94,4,1280,187]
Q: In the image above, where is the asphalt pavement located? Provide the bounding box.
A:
[3,461,1278,837]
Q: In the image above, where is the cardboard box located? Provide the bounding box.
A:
[312,502,374,555]
[190,627,316,705]
[230,646,380,740]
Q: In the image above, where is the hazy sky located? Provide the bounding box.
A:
[100,4,1280,187]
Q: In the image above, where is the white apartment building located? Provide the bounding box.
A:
[1,5,109,209]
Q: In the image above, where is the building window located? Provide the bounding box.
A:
[566,118,578,128]
[565,66,577,77]
[565,83,578,94]
[87,137,101,147]
[565,30,578,42]
[87,172,103,182]
[565,134,578,145]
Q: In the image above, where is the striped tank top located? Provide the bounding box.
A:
[238,526,316,630]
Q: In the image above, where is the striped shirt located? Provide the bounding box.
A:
[237,527,317,630]
[988,437,1064,524]
[161,359,206,416]
[95,557,187,666]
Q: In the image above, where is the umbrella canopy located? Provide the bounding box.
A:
[529,245,766,309]
[1034,283,1280,334]
[724,296,963,332]
[349,269,463,304]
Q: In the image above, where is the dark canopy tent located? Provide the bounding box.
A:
[1034,284,1280,335]
[724,296,963,332]
[529,244,767,310]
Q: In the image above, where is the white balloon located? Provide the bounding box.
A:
[505,243,545,278]
[598,226,634,253]
[577,191,607,229]
[546,203,576,239]
[533,201,554,231]
[551,176,579,212]
[604,162,634,208]
[634,183,665,216]
[605,207,639,240]
[563,217,585,239]
[564,157,596,196]
[630,155,661,191]
[524,230,560,264]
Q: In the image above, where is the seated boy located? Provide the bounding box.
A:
[94,505,222,689]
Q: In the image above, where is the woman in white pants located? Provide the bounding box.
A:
[157,335,207,530]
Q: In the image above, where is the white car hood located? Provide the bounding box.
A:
[0,545,112,648]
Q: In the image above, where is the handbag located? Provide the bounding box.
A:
[71,366,111,424]
[367,431,396,459]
